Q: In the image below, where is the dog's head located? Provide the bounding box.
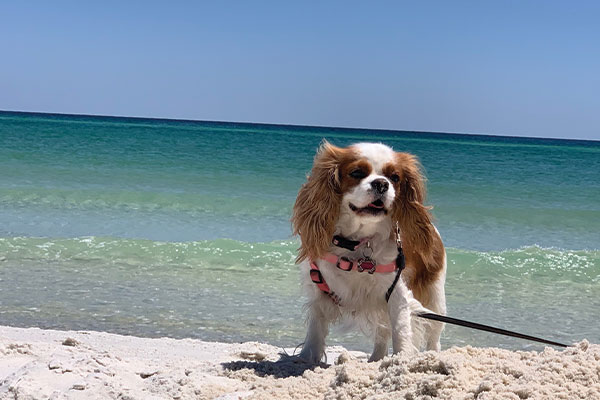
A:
[292,141,436,262]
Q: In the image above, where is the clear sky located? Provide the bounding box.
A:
[1,1,599,140]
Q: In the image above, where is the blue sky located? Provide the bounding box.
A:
[1,1,599,140]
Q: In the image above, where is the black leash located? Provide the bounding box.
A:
[330,234,567,348]
[416,312,568,348]
[385,244,405,302]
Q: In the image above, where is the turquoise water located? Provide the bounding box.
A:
[1,111,599,350]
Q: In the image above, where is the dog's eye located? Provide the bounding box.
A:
[390,173,400,183]
[349,169,367,179]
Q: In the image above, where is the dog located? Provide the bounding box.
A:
[291,141,446,363]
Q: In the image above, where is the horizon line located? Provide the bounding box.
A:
[1,109,598,144]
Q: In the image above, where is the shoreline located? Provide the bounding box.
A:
[1,325,597,399]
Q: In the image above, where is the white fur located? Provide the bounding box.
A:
[298,143,446,363]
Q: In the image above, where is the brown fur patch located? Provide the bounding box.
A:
[338,159,372,192]
[390,152,445,305]
[291,141,359,262]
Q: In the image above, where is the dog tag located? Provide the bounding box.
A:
[357,258,376,273]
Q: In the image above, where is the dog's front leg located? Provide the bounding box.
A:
[387,284,413,354]
[299,302,329,364]
[368,324,391,362]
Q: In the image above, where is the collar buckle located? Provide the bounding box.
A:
[335,256,353,271]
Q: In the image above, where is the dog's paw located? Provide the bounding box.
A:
[296,350,327,366]
[278,353,327,369]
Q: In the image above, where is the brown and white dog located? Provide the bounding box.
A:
[292,141,446,363]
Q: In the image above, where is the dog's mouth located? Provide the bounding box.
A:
[349,199,387,216]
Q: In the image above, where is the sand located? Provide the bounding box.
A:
[1,325,598,400]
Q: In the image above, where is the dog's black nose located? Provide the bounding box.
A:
[371,178,389,194]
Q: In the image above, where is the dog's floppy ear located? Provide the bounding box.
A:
[391,152,436,254]
[292,141,345,263]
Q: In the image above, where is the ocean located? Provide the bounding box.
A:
[1,111,598,351]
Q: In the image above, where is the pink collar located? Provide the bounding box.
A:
[321,253,397,274]
[309,253,398,304]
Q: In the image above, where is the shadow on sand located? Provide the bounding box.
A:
[222,354,328,379]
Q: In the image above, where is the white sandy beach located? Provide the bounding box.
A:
[0,325,598,399]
